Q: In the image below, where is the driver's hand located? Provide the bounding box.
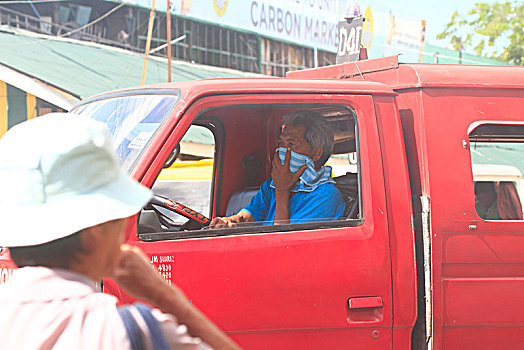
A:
[209,216,239,228]
[272,148,307,193]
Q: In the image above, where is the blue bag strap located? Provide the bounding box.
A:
[118,305,144,350]
[134,303,170,350]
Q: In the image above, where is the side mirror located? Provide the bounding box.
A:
[163,144,180,169]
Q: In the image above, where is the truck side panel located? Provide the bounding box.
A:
[413,86,524,349]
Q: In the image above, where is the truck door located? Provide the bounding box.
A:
[119,92,393,349]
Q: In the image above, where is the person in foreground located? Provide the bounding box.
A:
[210,110,345,228]
[0,114,239,350]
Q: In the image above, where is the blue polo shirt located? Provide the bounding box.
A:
[242,178,346,225]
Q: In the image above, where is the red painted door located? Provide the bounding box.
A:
[125,92,394,349]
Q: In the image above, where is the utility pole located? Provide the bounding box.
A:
[166,0,172,82]
[141,0,157,85]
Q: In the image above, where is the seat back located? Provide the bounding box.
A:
[225,187,259,216]
[334,172,359,219]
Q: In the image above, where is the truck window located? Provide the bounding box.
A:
[469,124,524,221]
[139,103,362,239]
[150,125,216,228]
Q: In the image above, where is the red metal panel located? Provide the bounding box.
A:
[286,55,400,80]
[343,61,524,349]
[373,95,418,347]
[443,278,524,325]
[286,55,523,90]
[442,326,524,350]
[83,78,396,103]
[417,87,524,350]
[120,92,395,349]
[230,328,392,350]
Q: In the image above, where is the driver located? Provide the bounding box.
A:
[210,110,346,228]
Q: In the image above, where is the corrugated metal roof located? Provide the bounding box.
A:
[0,26,259,102]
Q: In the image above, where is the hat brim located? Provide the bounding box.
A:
[0,171,152,247]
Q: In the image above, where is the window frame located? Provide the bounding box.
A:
[137,94,380,242]
[150,122,221,226]
[469,121,524,222]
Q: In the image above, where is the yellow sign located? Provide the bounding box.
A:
[213,0,228,17]
[362,7,374,50]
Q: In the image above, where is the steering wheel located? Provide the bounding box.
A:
[148,195,210,230]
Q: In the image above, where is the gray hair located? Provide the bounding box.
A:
[282,110,334,166]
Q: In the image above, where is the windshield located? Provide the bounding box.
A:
[71,93,180,173]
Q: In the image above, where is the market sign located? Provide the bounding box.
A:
[117,0,356,53]
[114,1,423,59]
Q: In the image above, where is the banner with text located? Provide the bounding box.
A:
[123,0,361,52]
[120,0,425,59]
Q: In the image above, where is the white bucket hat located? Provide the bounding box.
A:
[0,113,152,247]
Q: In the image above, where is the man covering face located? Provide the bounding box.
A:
[210,110,346,228]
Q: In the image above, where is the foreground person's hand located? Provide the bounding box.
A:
[112,244,176,303]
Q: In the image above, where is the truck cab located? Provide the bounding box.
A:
[68,77,412,349]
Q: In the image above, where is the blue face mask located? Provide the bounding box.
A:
[275,147,315,173]
[273,147,334,192]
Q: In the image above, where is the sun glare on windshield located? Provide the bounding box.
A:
[70,93,180,173]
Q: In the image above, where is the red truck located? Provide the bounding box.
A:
[2,55,523,349]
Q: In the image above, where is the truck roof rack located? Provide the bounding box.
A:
[286,55,400,80]
[287,55,521,90]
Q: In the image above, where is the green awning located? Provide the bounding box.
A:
[0,27,259,103]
